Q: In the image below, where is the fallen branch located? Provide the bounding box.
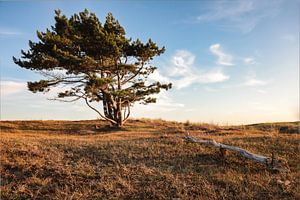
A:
[184,134,288,172]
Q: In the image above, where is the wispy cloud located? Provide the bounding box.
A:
[209,44,234,66]
[244,73,268,86]
[0,81,27,96]
[195,0,282,33]
[217,71,269,90]
[198,68,230,83]
[1,80,98,120]
[244,78,267,86]
[243,57,256,65]
[0,27,23,37]
[197,1,255,21]
[1,79,76,98]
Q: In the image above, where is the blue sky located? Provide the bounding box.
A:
[1,0,299,124]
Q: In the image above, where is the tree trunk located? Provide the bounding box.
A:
[116,118,123,128]
[102,94,114,119]
[116,100,123,128]
[116,69,123,128]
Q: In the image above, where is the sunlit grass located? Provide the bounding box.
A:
[0,119,299,199]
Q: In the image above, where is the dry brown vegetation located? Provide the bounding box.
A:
[0,119,299,199]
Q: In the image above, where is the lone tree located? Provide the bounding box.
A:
[13,9,172,127]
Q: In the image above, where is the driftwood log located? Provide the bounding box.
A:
[184,134,288,172]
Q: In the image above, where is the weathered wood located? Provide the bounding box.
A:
[184,134,287,171]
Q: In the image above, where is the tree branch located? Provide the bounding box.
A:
[49,96,82,102]
[84,97,117,124]
[122,102,131,123]
[121,62,144,85]
[184,134,288,171]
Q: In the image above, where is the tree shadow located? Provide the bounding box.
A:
[93,125,128,133]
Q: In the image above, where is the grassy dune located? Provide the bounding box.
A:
[0,119,299,199]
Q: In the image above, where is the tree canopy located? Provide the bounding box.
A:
[13,9,172,127]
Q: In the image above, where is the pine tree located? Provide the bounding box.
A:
[13,9,172,127]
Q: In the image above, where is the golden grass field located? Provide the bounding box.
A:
[0,119,299,199]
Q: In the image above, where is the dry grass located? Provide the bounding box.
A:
[0,119,299,199]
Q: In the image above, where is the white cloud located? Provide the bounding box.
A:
[244,57,255,65]
[168,50,230,89]
[244,79,266,86]
[170,50,196,78]
[0,81,27,96]
[172,50,195,68]
[196,0,282,33]
[148,70,170,84]
[244,77,267,86]
[198,68,229,83]
[174,75,197,89]
[209,44,234,66]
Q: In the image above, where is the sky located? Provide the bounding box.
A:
[0,0,299,124]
